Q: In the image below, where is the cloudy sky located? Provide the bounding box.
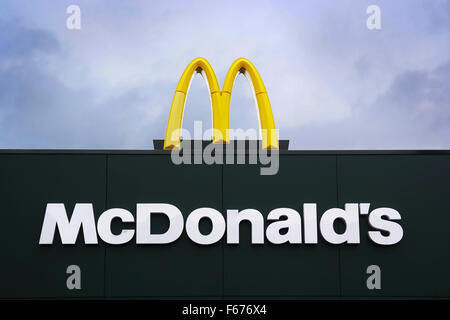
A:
[0,0,449,149]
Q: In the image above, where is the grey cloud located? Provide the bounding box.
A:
[366,62,450,142]
[287,61,450,149]
[1,1,450,150]
[0,22,170,149]
[0,22,59,59]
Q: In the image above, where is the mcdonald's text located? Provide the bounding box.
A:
[39,203,403,246]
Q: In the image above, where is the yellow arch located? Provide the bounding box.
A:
[163,58,222,149]
[222,58,278,150]
[163,57,278,150]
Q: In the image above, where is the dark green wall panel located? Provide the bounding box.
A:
[338,155,450,297]
[0,152,449,299]
[222,156,340,297]
[105,155,222,297]
[0,155,106,298]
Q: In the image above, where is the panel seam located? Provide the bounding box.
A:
[336,155,342,297]
[103,154,109,299]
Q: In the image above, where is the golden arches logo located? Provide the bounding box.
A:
[163,57,278,150]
